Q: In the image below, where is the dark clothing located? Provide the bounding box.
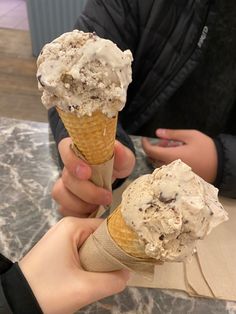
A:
[49,0,236,197]
[0,254,42,314]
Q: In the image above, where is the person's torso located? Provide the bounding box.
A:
[121,0,236,136]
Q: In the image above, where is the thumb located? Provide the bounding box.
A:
[80,269,130,307]
[113,141,135,179]
[156,128,190,142]
[58,138,92,180]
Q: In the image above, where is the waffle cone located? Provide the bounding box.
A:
[57,107,117,165]
[107,205,153,260]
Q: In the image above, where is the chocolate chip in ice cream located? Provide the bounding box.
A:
[159,192,177,204]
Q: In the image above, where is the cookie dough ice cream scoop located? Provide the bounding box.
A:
[37,30,132,189]
[37,30,132,119]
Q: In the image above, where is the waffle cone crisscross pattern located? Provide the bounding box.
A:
[57,107,117,165]
[108,205,153,259]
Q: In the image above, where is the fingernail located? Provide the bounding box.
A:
[156,128,166,136]
[75,165,88,179]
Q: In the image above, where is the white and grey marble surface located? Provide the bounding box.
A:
[0,117,235,314]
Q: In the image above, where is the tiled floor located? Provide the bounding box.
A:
[0,0,29,30]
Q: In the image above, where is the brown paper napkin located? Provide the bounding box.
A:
[89,158,114,191]
[71,144,114,218]
[71,143,114,191]
[184,253,214,297]
[185,197,236,301]
[127,197,236,302]
[129,262,186,289]
[79,218,156,277]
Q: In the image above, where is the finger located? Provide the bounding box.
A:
[142,137,165,160]
[52,179,98,216]
[142,137,180,162]
[47,218,103,256]
[156,128,191,142]
[54,217,103,244]
[113,141,135,179]
[76,218,103,245]
[61,168,112,205]
[78,269,130,308]
[47,216,101,235]
[58,138,91,180]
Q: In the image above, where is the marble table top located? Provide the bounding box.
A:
[0,117,235,314]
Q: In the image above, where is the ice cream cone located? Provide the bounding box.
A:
[79,160,228,273]
[57,107,117,165]
[107,205,154,260]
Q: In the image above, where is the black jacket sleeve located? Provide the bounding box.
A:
[48,107,69,147]
[48,107,69,169]
[112,121,136,189]
[214,134,236,198]
[48,0,137,171]
[0,254,42,314]
[0,254,12,314]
